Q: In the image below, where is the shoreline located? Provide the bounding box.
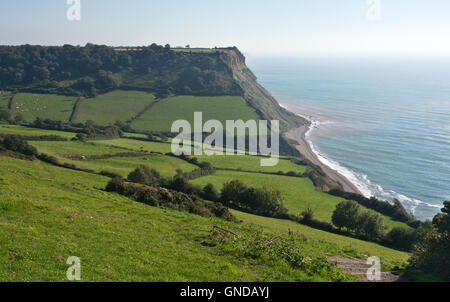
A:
[284,112,363,195]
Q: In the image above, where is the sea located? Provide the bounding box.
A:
[246,54,450,221]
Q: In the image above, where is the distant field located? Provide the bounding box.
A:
[132,96,260,132]
[0,124,76,139]
[30,139,197,178]
[11,93,77,122]
[94,138,173,154]
[193,154,308,174]
[122,132,149,139]
[0,92,11,110]
[30,141,126,158]
[73,90,155,125]
[192,170,409,230]
[62,154,197,178]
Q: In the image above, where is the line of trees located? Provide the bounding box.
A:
[328,189,417,225]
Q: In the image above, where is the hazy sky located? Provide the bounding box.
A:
[1,0,450,55]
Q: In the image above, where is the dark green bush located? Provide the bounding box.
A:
[384,227,417,250]
[105,178,236,222]
[0,135,38,156]
[220,180,287,217]
[202,183,219,201]
[127,165,161,186]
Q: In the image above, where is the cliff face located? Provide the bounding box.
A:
[219,48,308,133]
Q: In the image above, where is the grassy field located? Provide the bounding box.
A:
[93,138,173,154]
[30,141,127,158]
[194,154,308,174]
[4,125,409,231]
[73,90,156,125]
[29,139,197,178]
[0,92,11,110]
[192,170,409,230]
[0,124,76,139]
[11,93,77,122]
[0,156,409,281]
[62,154,197,178]
[132,96,260,132]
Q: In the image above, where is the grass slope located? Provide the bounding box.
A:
[0,156,408,281]
[11,93,77,122]
[73,90,155,125]
[30,140,197,178]
[0,124,76,139]
[30,141,127,158]
[132,95,260,132]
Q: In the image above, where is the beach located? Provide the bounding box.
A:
[286,124,362,195]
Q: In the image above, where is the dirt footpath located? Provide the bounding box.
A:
[328,256,409,282]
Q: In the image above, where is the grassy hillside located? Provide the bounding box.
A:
[0,156,409,281]
[0,124,76,139]
[11,93,77,122]
[73,90,156,125]
[132,95,259,132]
[29,140,197,178]
[2,125,411,231]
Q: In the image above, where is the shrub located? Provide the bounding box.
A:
[0,135,38,156]
[105,177,126,194]
[331,200,361,232]
[328,189,415,223]
[409,201,450,280]
[202,183,219,201]
[384,227,417,250]
[37,153,60,165]
[356,211,385,240]
[105,178,236,222]
[300,208,314,222]
[359,211,385,238]
[127,165,161,186]
[220,180,287,217]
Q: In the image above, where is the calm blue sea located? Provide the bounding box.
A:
[247,55,450,220]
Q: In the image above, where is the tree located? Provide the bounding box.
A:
[300,208,314,222]
[128,165,161,186]
[357,211,385,240]
[332,200,361,231]
[220,180,247,207]
[384,227,417,250]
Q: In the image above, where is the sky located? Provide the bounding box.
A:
[1,0,450,55]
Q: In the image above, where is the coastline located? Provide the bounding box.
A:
[284,111,363,195]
